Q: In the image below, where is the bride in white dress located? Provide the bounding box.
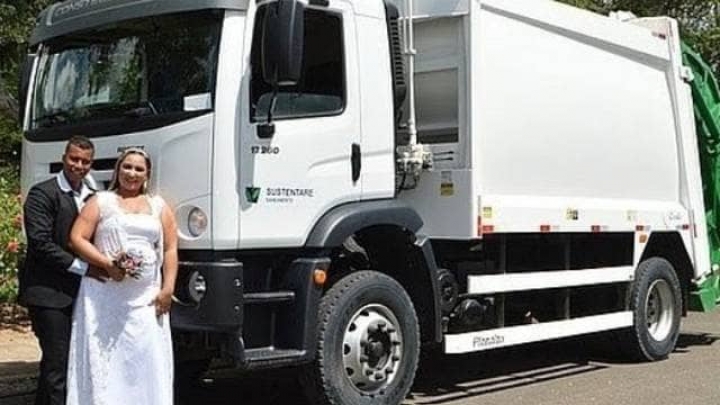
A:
[68,149,178,405]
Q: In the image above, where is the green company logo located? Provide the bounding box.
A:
[245,186,261,203]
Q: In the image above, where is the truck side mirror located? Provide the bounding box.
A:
[261,0,305,87]
[18,54,36,126]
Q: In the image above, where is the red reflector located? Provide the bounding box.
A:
[540,225,551,233]
[482,225,494,234]
[591,225,602,233]
[635,225,645,232]
[681,224,690,230]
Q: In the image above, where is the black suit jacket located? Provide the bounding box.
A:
[19,177,91,308]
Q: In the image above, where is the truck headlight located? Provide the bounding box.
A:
[188,207,208,237]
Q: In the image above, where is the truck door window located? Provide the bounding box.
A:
[250,7,345,121]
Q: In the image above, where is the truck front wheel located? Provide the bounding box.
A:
[304,270,420,405]
[623,257,682,361]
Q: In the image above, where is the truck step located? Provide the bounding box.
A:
[244,348,307,369]
[243,291,295,304]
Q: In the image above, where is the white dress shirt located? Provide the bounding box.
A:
[56,172,95,276]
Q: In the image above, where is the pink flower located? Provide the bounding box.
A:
[6,240,19,253]
[113,250,144,280]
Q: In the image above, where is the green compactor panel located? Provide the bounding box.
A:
[682,43,720,311]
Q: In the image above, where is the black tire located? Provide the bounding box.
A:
[303,270,420,405]
[623,257,682,361]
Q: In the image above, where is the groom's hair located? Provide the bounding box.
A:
[65,135,94,153]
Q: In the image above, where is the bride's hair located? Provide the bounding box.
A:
[109,148,152,194]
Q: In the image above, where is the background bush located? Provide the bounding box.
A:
[0,165,22,303]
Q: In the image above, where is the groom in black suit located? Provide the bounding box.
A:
[20,136,104,405]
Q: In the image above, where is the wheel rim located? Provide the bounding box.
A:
[644,279,675,341]
[342,304,403,396]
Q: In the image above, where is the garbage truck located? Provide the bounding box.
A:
[19,0,720,403]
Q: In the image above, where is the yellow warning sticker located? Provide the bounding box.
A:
[440,171,454,196]
[566,208,579,221]
[482,207,493,219]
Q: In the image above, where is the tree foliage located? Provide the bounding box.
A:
[0,1,52,108]
[0,1,52,164]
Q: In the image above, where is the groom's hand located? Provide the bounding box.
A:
[86,265,109,282]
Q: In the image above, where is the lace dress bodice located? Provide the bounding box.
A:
[93,191,164,306]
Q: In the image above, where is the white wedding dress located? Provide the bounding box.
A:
[67,191,173,405]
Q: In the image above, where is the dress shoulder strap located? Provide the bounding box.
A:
[95,191,117,219]
[149,195,165,218]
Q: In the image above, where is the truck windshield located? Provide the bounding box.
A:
[30,10,222,135]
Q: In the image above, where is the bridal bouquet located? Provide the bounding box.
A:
[113,249,145,279]
[104,226,145,280]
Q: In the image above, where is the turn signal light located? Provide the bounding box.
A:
[313,269,327,286]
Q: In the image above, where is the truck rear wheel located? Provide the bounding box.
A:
[623,257,682,361]
[303,270,419,405]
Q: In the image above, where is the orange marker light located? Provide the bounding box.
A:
[313,269,327,286]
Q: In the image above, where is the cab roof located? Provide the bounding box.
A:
[30,0,249,45]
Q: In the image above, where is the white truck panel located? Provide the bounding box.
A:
[390,0,468,19]
[477,6,678,201]
[399,0,697,269]
[356,13,396,200]
[480,0,669,62]
[625,17,711,280]
[212,11,247,250]
[400,169,476,238]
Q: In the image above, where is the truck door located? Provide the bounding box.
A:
[239,1,360,248]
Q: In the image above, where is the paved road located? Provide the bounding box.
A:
[406,310,720,405]
[179,310,720,405]
[3,311,718,405]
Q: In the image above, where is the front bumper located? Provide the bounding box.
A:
[170,257,327,369]
[171,260,244,332]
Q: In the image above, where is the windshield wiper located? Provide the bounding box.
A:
[124,100,158,118]
[32,110,74,127]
